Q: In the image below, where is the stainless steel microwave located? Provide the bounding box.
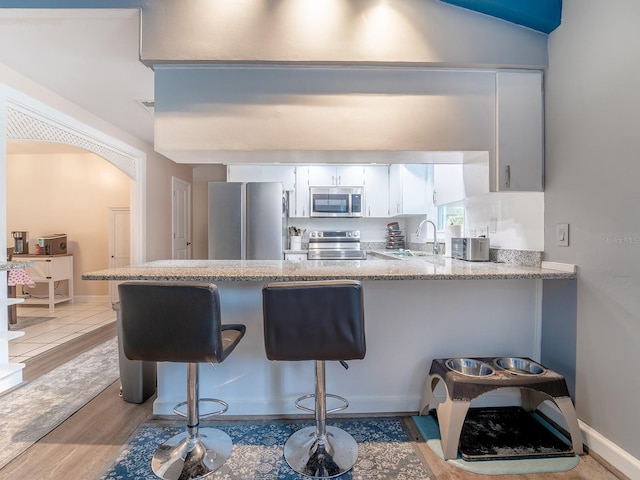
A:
[310,187,363,218]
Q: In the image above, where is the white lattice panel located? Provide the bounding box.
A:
[6,106,138,180]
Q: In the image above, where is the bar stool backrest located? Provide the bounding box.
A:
[262,279,365,361]
[118,281,227,364]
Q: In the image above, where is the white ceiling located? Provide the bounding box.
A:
[0,9,154,148]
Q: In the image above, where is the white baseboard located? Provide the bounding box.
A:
[538,403,639,479]
[579,421,640,479]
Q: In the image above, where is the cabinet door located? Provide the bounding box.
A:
[336,166,365,186]
[291,166,310,218]
[307,165,336,186]
[400,164,429,215]
[433,164,465,205]
[227,165,296,190]
[307,165,365,186]
[496,71,544,191]
[19,258,49,280]
[389,164,403,216]
[363,165,389,217]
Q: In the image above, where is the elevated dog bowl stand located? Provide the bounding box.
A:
[419,357,584,460]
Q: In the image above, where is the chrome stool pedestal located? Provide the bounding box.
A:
[284,361,357,478]
[152,364,233,480]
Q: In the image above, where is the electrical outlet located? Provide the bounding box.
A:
[489,217,498,234]
[478,226,488,238]
[556,223,569,247]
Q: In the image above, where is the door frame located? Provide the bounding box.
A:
[108,207,130,304]
[171,176,192,259]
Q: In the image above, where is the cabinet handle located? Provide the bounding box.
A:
[433,191,437,205]
[332,175,335,185]
[505,165,511,188]
[338,175,342,185]
[397,203,400,213]
[368,206,371,216]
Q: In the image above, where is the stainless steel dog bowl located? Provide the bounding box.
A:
[494,357,546,375]
[445,358,495,377]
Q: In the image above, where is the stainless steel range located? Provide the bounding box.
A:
[307,230,367,260]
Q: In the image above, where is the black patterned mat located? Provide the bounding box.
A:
[459,407,574,461]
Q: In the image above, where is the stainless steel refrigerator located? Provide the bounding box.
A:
[208,182,285,260]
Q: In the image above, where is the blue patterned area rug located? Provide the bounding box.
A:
[100,417,435,479]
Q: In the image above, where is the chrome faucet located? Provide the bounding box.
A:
[416,219,441,255]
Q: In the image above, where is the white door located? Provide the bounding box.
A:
[172,177,192,259]
[108,207,130,304]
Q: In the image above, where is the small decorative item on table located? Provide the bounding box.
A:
[288,226,305,250]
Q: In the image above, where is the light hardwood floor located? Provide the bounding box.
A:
[0,330,627,480]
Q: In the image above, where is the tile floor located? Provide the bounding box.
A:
[9,301,116,362]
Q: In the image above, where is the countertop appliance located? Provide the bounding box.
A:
[450,237,490,262]
[309,187,363,218]
[307,230,367,260]
[11,231,29,254]
[38,234,68,255]
[208,182,285,260]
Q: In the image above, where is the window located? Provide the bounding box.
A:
[436,201,464,231]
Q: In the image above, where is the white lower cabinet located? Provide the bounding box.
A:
[12,255,74,310]
[284,253,307,262]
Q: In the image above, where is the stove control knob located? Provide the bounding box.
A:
[354,231,360,237]
[310,232,316,238]
[318,232,323,237]
[346,232,351,237]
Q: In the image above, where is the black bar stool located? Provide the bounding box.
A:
[118,281,246,480]
[262,280,366,478]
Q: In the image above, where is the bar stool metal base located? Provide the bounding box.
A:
[284,425,358,478]
[151,428,233,480]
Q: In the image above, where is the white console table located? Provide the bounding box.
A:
[12,254,74,310]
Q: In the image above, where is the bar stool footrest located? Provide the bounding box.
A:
[173,398,229,419]
[295,393,349,415]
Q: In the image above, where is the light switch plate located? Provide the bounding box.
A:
[556,223,569,247]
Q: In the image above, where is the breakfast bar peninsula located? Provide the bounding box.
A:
[83,257,576,416]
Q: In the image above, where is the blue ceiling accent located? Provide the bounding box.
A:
[0,0,561,34]
[440,0,561,34]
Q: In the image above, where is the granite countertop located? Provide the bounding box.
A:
[82,256,576,282]
[1,261,35,271]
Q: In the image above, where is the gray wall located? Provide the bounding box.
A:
[545,0,640,459]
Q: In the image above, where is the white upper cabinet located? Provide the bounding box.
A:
[496,71,544,191]
[307,165,365,187]
[227,165,296,190]
[363,165,389,217]
[389,164,429,216]
[433,164,465,205]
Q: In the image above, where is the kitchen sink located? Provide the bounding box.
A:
[371,250,435,260]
